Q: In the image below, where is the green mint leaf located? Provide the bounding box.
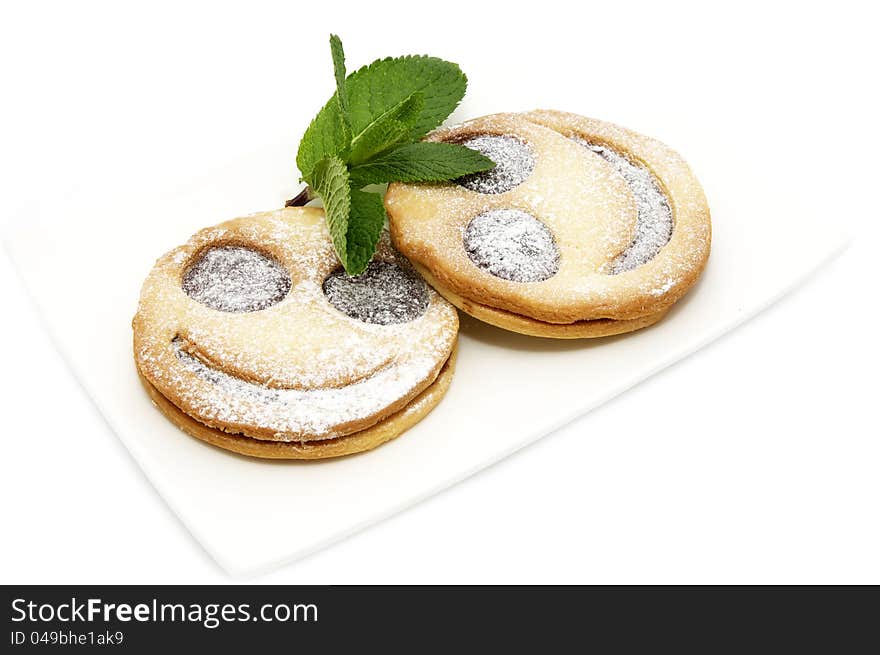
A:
[311,155,385,275]
[348,92,424,166]
[298,54,466,181]
[345,188,386,275]
[329,34,350,132]
[311,155,352,269]
[345,55,466,140]
[349,142,495,186]
[297,106,350,186]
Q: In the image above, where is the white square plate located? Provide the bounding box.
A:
[3,142,846,576]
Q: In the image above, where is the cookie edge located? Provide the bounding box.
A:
[416,264,667,338]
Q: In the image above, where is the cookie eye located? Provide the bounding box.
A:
[455,134,535,194]
[182,245,291,312]
[572,137,673,274]
[323,260,429,325]
[464,209,560,282]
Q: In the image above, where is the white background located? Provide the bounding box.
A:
[0,1,877,583]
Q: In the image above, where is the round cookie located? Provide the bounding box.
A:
[133,207,459,458]
[384,111,711,337]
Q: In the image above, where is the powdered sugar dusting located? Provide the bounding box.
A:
[171,337,443,440]
[464,209,560,282]
[182,245,291,312]
[456,135,535,194]
[573,138,673,273]
[323,261,429,325]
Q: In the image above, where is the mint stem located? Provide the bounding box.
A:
[285,186,314,207]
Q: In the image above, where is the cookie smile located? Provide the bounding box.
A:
[571,138,674,274]
[170,335,447,441]
[137,345,458,460]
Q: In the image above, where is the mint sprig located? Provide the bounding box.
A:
[293,35,494,275]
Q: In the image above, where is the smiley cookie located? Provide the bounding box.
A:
[133,207,458,459]
[384,111,711,338]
